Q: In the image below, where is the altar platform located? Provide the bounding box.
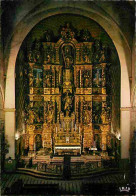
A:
[21,153,102,165]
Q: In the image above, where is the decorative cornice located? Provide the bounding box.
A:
[4,108,16,112]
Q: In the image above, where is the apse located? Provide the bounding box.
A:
[15,14,120,159]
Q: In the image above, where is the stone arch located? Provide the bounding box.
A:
[4,4,131,159]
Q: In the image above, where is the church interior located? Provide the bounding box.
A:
[1,1,135,195]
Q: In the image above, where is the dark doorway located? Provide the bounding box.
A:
[35,134,42,151]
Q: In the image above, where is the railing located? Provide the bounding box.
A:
[37,162,63,174]
[17,158,119,176]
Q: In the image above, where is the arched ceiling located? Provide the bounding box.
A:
[2,0,135,52]
[2,0,134,109]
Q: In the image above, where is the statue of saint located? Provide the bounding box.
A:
[28,51,34,62]
[101,109,107,124]
[64,91,73,115]
[29,72,33,86]
[84,110,90,124]
[35,73,42,87]
[93,69,102,87]
[28,109,35,124]
[46,75,51,87]
[62,45,73,68]
[47,110,54,124]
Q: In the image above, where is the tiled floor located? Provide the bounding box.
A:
[1,172,128,195]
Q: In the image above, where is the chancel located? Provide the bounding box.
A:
[1,1,135,195]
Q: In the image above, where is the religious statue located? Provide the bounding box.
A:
[28,51,34,62]
[93,69,102,87]
[65,57,70,68]
[82,45,91,64]
[34,112,41,123]
[29,72,33,87]
[84,71,91,87]
[99,50,106,62]
[34,52,41,63]
[46,75,51,87]
[62,45,73,68]
[92,40,107,63]
[43,30,51,42]
[23,23,112,155]
[64,91,73,116]
[47,54,51,63]
[84,110,90,124]
[60,23,75,41]
[47,110,54,124]
[28,109,35,124]
[84,54,90,63]
[35,76,42,87]
[80,29,93,42]
[101,109,107,124]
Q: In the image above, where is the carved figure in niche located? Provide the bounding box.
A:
[47,110,54,124]
[84,110,90,124]
[62,45,73,68]
[94,114,101,124]
[29,72,33,87]
[102,76,106,87]
[28,51,34,62]
[101,109,107,124]
[33,69,43,88]
[64,91,73,116]
[84,55,90,63]
[46,75,51,87]
[36,75,42,87]
[93,69,102,87]
[33,102,44,123]
[84,71,91,88]
[45,100,54,124]
[92,40,101,63]
[85,77,89,88]
[99,50,105,62]
[45,44,55,63]
[93,102,102,124]
[60,23,75,41]
[82,45,91,64]
[83,102,91,124]
[47,54,51,63]
[79,29,93,42]
[34,40,41,51]
[47,101,54,112]
[65,57,70,68]
[34,112,41,123]
[34,52,41,63]
[28,109,35,124]
[93,40,106,63]
[43,30,51,42]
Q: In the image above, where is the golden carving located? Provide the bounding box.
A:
[24,26,111,155]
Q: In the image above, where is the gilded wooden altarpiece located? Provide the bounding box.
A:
[24,23,111,155]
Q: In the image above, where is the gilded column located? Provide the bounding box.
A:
[52,66,55,88]
[102,63,106,95]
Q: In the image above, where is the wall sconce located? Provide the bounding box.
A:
[117,132,121,140]
[15,132,20,140]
